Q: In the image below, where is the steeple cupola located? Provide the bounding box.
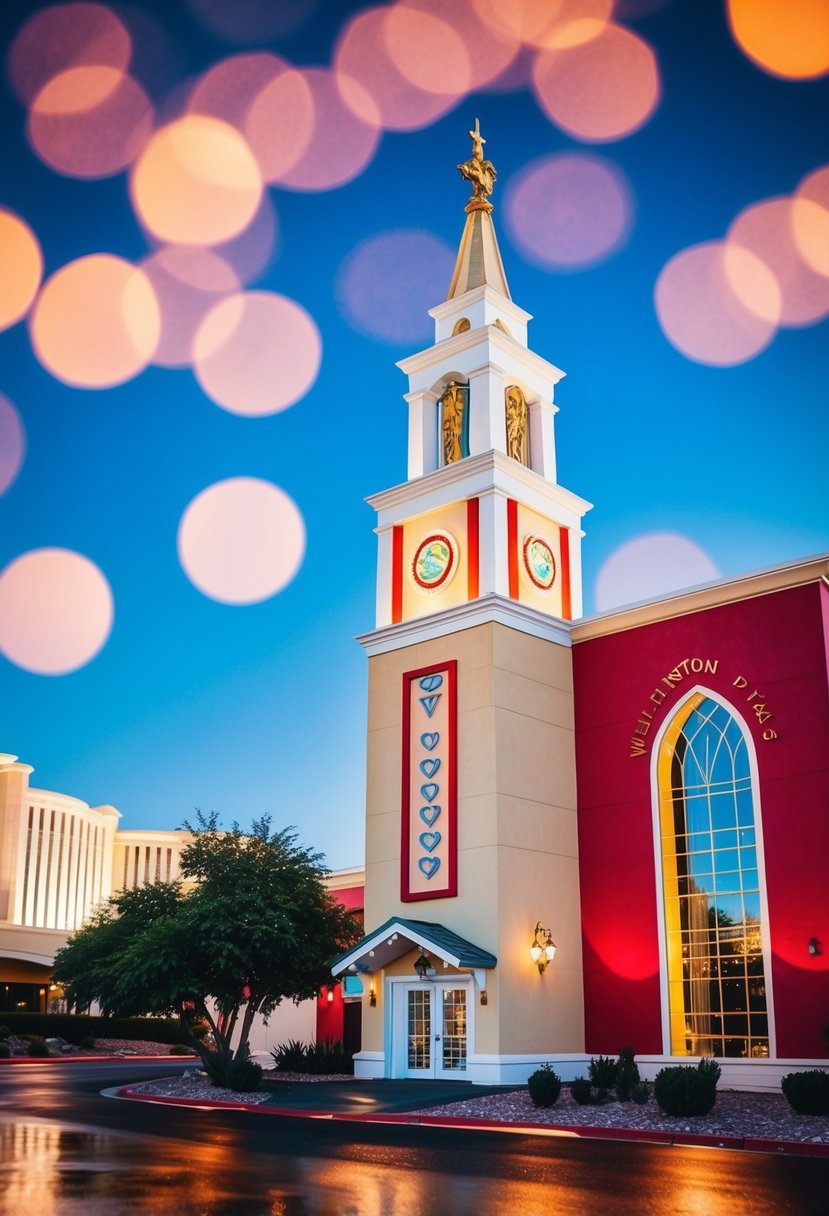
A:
[368,122,591,633]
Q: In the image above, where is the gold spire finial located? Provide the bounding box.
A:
[457,117,496,213]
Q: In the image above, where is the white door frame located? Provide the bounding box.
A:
[388,976,472,1080]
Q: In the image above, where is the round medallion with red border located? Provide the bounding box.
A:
[522,534,556,591]
[411,532,458,592]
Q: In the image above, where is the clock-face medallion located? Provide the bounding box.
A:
[412,532,458,592]
[522,534,556,591]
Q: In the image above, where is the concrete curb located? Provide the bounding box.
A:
[116,1088,829,1157]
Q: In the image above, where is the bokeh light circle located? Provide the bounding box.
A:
[336,229,455,344]
[504,153,632,269]
[28,67,154,179]
[654,241,780,366]
[794,166,829,276]
[727,0,829,80]
[7,2,132,106]
[382,6,471,95]
[532,21,660,142]
[595,533,720,611]
[398,0,519,91]
[474,0,613,49]
[178,477,306,605]
[193,291,322,415]
[30,254,160,388]
[0,548,114,675]
[141,246,240,368]
[0,395,26,495]
[0,209,43,331]
[242,66,317,183]
[131,116,263,246]
[727,197,829,326]
[334,7,462,132]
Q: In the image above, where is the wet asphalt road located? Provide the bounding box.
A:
[0,1062,827,1215]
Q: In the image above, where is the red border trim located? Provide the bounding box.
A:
[467,498,479,601]
[391,525,403,624]
[507,498,518,599]
[411,533,456,591]
[559,526,571,620]
[400,659,458,902]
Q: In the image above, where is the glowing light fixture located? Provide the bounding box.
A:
[413,952,431,980]
[808,936,822,956]
[530,922,557,974]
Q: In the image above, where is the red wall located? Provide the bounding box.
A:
[573,580,829,1059]
[316,884,364,1045]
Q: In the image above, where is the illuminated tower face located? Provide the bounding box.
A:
[349,124,590,1082]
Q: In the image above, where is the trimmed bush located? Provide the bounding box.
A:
[781,1069,829,1115]
[0,1042,10,1058]
[169,1043,195,1056]
[615,1047,641,1102]
[654,1062,718,1117]
[630,1081,650,1105]
[528,1065,561,1108]
[588,1054,619,1090]
[0,1013,190,1046]
[26,1036,52,1058]
[270,1039,354,1075]
[0,1026,11,1041]
[203,1054,263,1093]
[570,1077,598,1106]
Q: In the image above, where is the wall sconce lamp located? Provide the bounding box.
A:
[369,984,376,1007]
[326,986,335,1004]
[808,936,822,956]
[530,922,557,974]
[414,952,431,980]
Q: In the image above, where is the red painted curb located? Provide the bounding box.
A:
[0,1054,193,1064]
[114,1090,829,1157]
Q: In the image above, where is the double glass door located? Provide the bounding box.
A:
[402,983,467,1079]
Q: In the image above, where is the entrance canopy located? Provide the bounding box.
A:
[331,917,496,989]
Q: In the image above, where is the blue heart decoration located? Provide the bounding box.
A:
[420,732,439,751]
[419,831,441,853]
[420,782,439,802]
[419,758,441,778]
[419,694,441,718]
[419,673,443,692]
[419,804,441,826]
[418,856,440,879]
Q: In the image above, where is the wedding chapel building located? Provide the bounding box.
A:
[331,124,829,1089]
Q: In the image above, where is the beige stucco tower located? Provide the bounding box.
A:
[333,122,592,1084]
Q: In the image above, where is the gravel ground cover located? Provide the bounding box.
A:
[125,1072,829,1144]
[4,1036,193,1057]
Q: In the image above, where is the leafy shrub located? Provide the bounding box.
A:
[81,1034,96,1050]
[570,1077,598,1106]
[615,1047,641,1102]
[588,1055,619,1090]
[0,1013,190,1046]
[270,1038,354,1075]
[697,1056,722,1086]
[0,1042,10,1058]
[781,1069,829,1115]
[0,1026,11,1041]
[654,1063,718,1116]
[528,1065,561,1108]
[630,1081,650,1105]
[169,1043,195,1056]
[26,1036,52,1058]
[202,1054,262,1093]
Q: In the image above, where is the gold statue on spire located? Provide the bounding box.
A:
[457,118,496,212]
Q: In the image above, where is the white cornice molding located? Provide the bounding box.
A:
[571,551,829,642]
[428,284,532,326]
[366,449,592,525]
[357,592,574,656]
[396,324,565,386]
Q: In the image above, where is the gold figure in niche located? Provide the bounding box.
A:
[441,381,465,465]
[505,384,528,465]
[457,118,496,206]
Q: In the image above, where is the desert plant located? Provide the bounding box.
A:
[588,1054,619,1090]
[781,1069,829,1115]
[654,1062,718,1116]
[570,1077,598,1105]
[614,1047,641,1102]
[629,1081,650,1105]
[528,1065,561,1108]
[169,1043,195,1056]
[270,1038,353,1075]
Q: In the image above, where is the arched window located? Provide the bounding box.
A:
[656,693,770,1058]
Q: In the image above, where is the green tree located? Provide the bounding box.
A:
[53,814,360,1087]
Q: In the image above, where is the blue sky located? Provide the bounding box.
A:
[1,0,827,870]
